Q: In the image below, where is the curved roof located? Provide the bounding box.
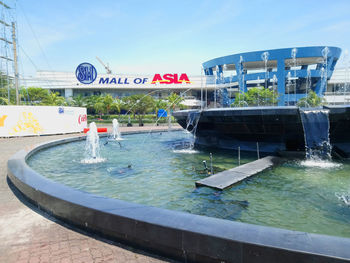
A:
[202,46,342,70]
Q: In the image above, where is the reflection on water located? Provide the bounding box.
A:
[28,131,350,238]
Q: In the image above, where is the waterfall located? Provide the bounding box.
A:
[300,109,331,160]
[175,111,200,154]
[185,111,201,133]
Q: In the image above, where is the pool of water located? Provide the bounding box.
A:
[27,131,350,238]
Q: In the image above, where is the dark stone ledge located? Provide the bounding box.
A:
[7,131,350,263]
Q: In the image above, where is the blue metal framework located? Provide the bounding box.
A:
[202,46,341,106]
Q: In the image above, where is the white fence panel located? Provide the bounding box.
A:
[0,106,87,137]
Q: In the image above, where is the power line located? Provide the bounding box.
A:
[18,1,53,71]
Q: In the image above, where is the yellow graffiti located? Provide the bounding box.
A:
[11,112,43,135]
[0,115,7,127]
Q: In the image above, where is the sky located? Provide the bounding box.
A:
[9,0,350,77]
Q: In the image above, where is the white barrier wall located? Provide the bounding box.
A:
[0,106,87,137]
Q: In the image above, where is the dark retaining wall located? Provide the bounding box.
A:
[7,131,350,263]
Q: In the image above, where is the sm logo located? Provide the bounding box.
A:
[76,63,97,84]
[151,73,191,84]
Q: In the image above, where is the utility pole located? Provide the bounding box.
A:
[11,22,18,104]
[0,1,16,104]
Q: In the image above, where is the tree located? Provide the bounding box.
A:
[297,90,325,107]
[26,87,50,105]
[42,92,66,106]
[0,97,8,105]
[94,97,105,118]
[121,96,135,116]
[72,94,86,107]
[84,95,99,114]
[110,98,122,115]
[232,88,279,107]
[124,94,155,126]
[103,94,114,115]
[166,92,184,111]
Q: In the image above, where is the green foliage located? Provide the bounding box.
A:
[297,90,325,107]
[110,98,122,114]
[42,92,66,106]
[26,87,50,104]
[72,94,86,107]
[125,94,155,125]
[166,92,184,110]
[94,99,105,118]
[103,94,114,114]
[0,96,8,105]
[232,87,279,107]
[0,88,14,104]
[87,114,175,124]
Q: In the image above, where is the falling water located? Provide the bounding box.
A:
[175,112,200,154]
[299,109,340,168]
[261,51,269,89]
[286,72,292,106]
[291,48,298,104]
[81,122,105,163]
[214,65,219,108]
[112,119,122,140]
[322,47,330,102]
[344,49,349,105]
[257,76,261,106]
[272,75,277,106]
[239,56,245,91]
[306,68,311,96]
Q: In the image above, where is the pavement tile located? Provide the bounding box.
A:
[0,126,178,263]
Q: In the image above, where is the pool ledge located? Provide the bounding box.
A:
[7,132,350,263]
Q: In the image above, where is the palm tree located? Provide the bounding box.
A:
[72,94,86,107]
[166,93,184,127]
[110,98,122,115]
[166,92,184,111]
[42,92,66,106]
[127,94,155,126]
[103,94,114,115]
[84,95,99,114]
[94,96,105,119]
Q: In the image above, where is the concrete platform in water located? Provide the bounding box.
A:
[196,156,281,190]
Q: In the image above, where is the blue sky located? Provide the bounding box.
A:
[13,0,350,76]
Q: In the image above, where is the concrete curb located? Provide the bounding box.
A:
[7,130,350,263]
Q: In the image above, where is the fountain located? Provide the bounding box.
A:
[112,119,122,140]
[344,49,349,105]
[257,76,261,106]
[299,109,340,168]
[261,51,269,90]
[174,111,200,153]
[322,47,330,102]
[306,68,312,98]
[81,122,105,163]
[272,74,277,106]
[291,48,298,104]
[286,72,292,106]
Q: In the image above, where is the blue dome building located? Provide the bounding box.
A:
[202,46,342,106]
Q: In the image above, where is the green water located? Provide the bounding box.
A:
[27,131,350,238]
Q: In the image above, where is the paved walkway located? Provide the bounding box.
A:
[0,125,180,263]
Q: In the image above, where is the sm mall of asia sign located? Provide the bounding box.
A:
[75,63,192,85]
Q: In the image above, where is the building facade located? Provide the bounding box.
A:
[202,46,342,106]
[24,46,350,107]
